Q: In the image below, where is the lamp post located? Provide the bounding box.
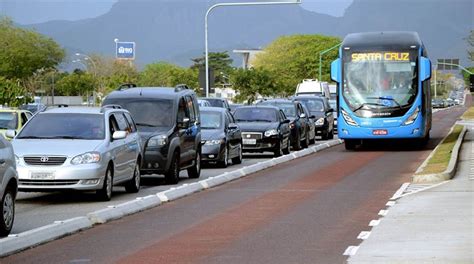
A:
[318,42,341,81]
[205,0,302,97]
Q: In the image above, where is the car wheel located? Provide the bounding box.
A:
[0,187,15,237]
[125,161,141,193]
[293,134,302,151]
[165,151,180,184]
[344,139,357,150]
[302,132,309,148]
[274,140,283,157]
[231,143,243,164]
[218,146,229,168]
[282,137,291,155]
[188,150,201,178]
[328,130,334,140]
[97,166,113,201]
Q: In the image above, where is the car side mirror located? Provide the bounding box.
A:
[327,108,334,113]
[282,119,290,124]
[112,131,127,140]
[228,123,238,130]
[419,56,431,81]
[178,117,190,129]
[5,130,16,139]
[310,115,316,119]
[331,58,341,82]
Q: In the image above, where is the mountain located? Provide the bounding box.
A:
[25,0,473,67]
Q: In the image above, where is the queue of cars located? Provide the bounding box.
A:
[0,85,337,237]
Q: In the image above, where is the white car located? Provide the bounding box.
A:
[0,134,18,236]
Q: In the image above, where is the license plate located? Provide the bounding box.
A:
[31,172,55,180]
[243,139,257,145]
[373,129,388,135]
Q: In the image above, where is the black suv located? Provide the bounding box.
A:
[293,96,334,140]
[199,97,231,111]
[103,86,201,184]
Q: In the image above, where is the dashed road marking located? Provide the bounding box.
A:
[369,219,380,227]
[357,231,371,240]
[386,201,396,207]
[378,210,388,216]
[343,246,360,256]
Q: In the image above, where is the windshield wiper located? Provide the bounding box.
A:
[250,119,273,122]
[234,119,248,122]
[353,103,385,113]
[135,123,158,127]
[367,96,403,110]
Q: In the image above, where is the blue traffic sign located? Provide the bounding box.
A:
[116,42,135,60]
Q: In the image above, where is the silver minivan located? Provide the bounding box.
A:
[0,134,18,236]
[8,106,142,201]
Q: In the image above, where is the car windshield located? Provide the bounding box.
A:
[0,112,18,130]
[201,111,222,129]
[234,108,277,122]
[296,99,325,112]
[103,99,174,128]
[204,99,224,108]
[17,113,105,140]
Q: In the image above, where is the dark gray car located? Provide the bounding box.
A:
[0,135,17,236]
[200,107,242,168]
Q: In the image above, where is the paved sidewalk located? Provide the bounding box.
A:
[348,126,474,264]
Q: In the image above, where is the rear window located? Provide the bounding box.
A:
[204,99,224,108]
[296,99,325,112]
[0,112,18,130]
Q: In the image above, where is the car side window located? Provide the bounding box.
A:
[227,112,235,123]
[25,112,32,119]
[123,112,137,133]
[114,113,129,133]
[224,113,230,128]
[109,115,119,137]
[177,97,190,122]
[185,96,196,123]
[279,110,286,122]
[20,113,28,126]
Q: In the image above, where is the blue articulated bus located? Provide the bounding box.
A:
[330,32,432,150]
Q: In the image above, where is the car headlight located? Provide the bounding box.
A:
[205,139,224,145]
[264,129,279,137]
[315,118,325,126]
[403,107,420,125]
[147,135,167,147]
[71,152,101,165]
[341,108,359,126]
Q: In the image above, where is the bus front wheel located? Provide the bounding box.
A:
[344,139,357,150]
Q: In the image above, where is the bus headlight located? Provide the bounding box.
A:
[341,108,358,126]
[403,107,420,125]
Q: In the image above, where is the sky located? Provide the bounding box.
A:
[0,0,354,25]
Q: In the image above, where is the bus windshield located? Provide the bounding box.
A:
[342,51,418,115]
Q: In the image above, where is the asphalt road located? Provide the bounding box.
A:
[12,138,335,234]
[5,105,467,263]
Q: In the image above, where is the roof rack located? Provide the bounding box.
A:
[117,83,137,91]
[175,84,190,92]
[100,104,122,113]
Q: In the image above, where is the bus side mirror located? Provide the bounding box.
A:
[331,59,341,83]
[420,57,431,81]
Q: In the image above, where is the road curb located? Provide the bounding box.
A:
[412,125,467,183]
[0,139,343,257]
[0,217,92,257]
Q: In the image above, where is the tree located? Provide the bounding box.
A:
[0,77,31,107]
[231,68,278,103]
[191,51,233,85]
[468,30,474,62]
[0,18,64,80]
[138,62,198,89]
[252,34,341,95]
[55,71,97,96]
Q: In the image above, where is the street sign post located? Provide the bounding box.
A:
[115,41,136,60]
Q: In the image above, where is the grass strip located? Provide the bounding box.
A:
[417,125,463,175]
[461,106,474,120]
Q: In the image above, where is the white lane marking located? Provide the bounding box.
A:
[386,201,396,207]
[343,246,360,256]
[390,182,410,200]
[369,219,381,227]
[378,210,388,216]
[357,231,371,240]
[156,192,169,202]
[199,180,209,189]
